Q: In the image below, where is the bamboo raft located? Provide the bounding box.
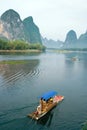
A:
[28,91,64,120]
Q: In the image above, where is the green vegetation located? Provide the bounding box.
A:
[0,39,46,51]
[0,60,30,64]
[82,123,87,130]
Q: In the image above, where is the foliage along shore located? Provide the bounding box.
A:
[0,39,46,52]
[0,49,42,53]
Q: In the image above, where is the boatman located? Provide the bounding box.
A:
[37,105,41,114]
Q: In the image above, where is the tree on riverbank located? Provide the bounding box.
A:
[0,39,46,51]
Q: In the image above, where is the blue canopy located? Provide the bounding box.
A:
[41,91,57,101]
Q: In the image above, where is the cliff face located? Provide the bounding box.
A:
[0,9,42,44]
[23,16,42,44]
[0,9,27,41]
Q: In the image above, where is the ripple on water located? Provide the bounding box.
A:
[0,60,40,88]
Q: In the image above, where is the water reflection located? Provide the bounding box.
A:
[0,52,41,56]
[64,52,87,71]
[0,59,40,88]
[37,111,53,127]
[0,52,87,130]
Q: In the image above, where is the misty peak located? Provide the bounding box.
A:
[23,16,33,24]
[65,30,77,43]
[1,9,21,23]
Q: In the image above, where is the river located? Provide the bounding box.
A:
[0,50,87,130]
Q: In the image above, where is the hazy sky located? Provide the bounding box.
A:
[0,0,87,41]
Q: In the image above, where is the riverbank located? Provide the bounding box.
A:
[0,49,42,53]
[49,48,87,53]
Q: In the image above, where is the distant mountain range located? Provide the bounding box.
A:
[42,37,63,49]
[0,9,87,48]
[63,30,87,48]
[43,30,87,49]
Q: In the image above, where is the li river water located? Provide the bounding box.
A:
[0,50,87,130]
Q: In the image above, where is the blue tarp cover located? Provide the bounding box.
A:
[41,91,57,101]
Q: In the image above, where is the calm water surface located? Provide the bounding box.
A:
[0,51,87,130]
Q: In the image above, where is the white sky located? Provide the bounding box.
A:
[0,0,87,41]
